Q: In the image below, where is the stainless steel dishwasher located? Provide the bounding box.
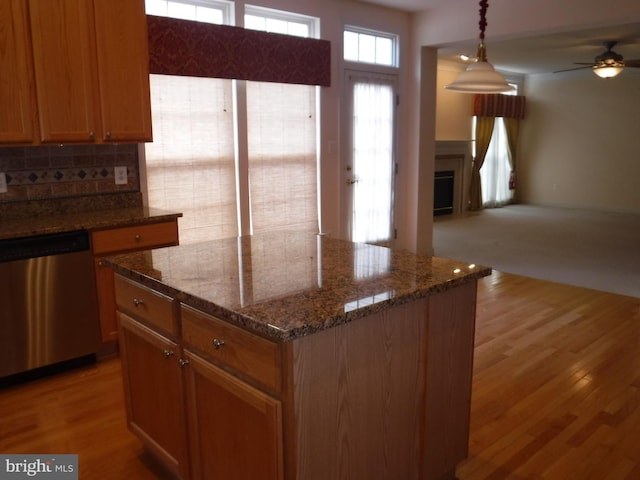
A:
[0,230,100,380]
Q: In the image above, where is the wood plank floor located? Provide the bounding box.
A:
[458,271,640,480]
[1,271,640,479]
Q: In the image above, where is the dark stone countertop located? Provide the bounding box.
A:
[104,231,491,342]
[1,205,182,241]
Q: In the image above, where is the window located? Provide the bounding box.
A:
[475,84,518,208]
[343,26,398,67]
[143,2,320,244]
[243,6,320,234]
[145,0,232,24]
[244,5,318,38]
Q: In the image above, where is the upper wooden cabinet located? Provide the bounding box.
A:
[0,0,152,145]
[0,0,37,144]
[93,0,153,142]
[29,0,100,143]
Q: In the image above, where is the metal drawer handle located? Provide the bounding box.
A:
[212,339,225,350]
[133,298,143,307]
[178,359,190,368]
[163,350,174,358]
[134,234,141,241]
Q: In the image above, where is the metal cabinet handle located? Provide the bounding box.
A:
[163,350,174,358]
[106,131,112,139]
[178,359,190,368]
[134,234,141,241]
[212,339,225,350]
[133,298,143,307]
[89,131,95,139]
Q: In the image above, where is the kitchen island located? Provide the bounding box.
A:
[105,231,491,480]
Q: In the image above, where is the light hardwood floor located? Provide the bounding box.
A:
[2,271,640,479]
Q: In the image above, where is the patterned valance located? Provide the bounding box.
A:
[147,15,331,87]
[473,94,526,119]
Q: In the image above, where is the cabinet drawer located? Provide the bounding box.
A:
[115,275,176,336]
[181,305,282,392]
[91,220,178,255]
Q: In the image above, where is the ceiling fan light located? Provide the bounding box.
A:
[445,60,515,93]
[592,64,624,78]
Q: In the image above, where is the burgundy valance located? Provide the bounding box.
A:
[147,15,331,87]
[473,94,526,119]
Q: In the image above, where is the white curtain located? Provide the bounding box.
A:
[481,117,513,208]
[351,78,394,243]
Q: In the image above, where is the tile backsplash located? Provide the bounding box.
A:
[0,144,140,203]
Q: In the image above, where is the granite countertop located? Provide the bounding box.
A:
[105,231,491,342]
[0,206,182,241]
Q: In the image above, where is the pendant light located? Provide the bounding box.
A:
[444,0,514,93]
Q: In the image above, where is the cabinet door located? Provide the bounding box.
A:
[93,0,152,142]
[95,258,118,342]
[0,0,37,144]
[184,351,284,480]
[29,0,100,143]
[119,313,190,480]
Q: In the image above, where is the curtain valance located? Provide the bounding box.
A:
[147,15,331,87]
[473,94,526,119]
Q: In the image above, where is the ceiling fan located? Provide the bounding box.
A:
[555,41,640,78]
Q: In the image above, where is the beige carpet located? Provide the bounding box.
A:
[433,204,640,299]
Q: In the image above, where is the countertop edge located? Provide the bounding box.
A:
[106,258,491,343]
[0,208,182,241]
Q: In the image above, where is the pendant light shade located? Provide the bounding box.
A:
[444,0,514,94]
[444,53,514,93]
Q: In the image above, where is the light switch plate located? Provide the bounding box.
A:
[114,166,128,185]
[0,173,7,193]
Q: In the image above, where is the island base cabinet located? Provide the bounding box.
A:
[183,351,284,480]
[118,313,190,480]
[291,299,428,480]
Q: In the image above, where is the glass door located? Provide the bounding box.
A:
[343,71,397,246]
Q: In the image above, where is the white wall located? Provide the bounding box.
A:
[519,70,640,213]
[435,61,473,141]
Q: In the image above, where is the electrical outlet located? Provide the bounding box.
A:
[114,166,128,185]
[0,173,7,193]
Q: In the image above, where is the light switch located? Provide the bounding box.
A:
[0,173,7,193]
[114,166,128,185]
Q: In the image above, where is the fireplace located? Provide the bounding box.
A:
[435,141,471,216]
[434,170,454,216]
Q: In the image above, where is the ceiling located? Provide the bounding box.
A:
[438,23,640,76]
[347,0,640,76]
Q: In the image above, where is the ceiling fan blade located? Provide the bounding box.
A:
[553,65,592,73]
[624,59,640,68]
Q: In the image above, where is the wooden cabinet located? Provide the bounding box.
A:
[118,313,190,480]
[92,0,153,142]
[92,220,179,342]
[114,275,284,480]
[0,0,37,143]
[184,352,283,480]
[114,271,478,480]
[181,305,283,392]
[0,0,151,145]
[29,0,99,143]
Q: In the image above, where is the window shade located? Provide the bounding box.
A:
[145,74,238,244]
[246,82,319,234]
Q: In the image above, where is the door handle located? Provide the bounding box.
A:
[346,178,359,185]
